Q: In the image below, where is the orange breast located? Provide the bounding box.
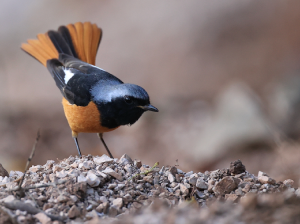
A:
[62,98,118,136]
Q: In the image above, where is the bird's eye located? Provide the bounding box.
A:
[124,95,133,104]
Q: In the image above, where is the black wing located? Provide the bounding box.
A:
[47,56,123,106]
[47,59,92,106]
[59,54,123,84]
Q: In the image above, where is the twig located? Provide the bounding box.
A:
[3,200,65,221]
[128,162,159,182]
[17,130,40,190]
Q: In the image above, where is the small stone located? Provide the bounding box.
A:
[134,160,142,168]
[175,174,181,183]
[70,162,78,168]
[225,194,239,202]
[99,196,108,203]
[52,165,62,173]
[103,167,123,181]
[78,174,87,183]
[188,175,198,186]
[94,155,114,165]
[159,166,165,175]
[86,172,101,187]
[96,171,108,178]
[79,161,91,169]
[87,188,95,195]
[230,160,246,175]
[0,164,9,177]
[196,178,208,190]
[102,202,109,214]
[69,195,78,203]
[258,176,276,185]
[235,188,244,196]
[258,171,267,177]
[56,170,68,178]
[117,184,125,190]
[108,206,118,217]
[132,202,142,209]
[170,166,178,176]
[208,179,215,192]
[118,154,133,165]
[57,195,68,203]
[185,171,193,177]
[34,212,51,224]
[29,165,43,173]
[112,198,123,209]
[68,205,80,219]
[86,204,93,211]
[124,164,133,173]
[1,195,16,203]
[44,160,55,170]
[108,183,117,189]
[213,177,240,196]
[195,190,206,199]
[143,175,153,184]
[168,173,175,183]
[86,210,99,220]
[179,183,189,195]
[283,179,294,188]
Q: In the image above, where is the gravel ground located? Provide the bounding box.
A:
[0,154,299,224]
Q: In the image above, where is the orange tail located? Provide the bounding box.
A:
[21,22,102,66]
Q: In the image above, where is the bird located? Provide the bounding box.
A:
[21,22,158,158]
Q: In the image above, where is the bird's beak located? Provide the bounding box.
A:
[138,104,159,112]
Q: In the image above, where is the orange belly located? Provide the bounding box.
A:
[62,98,118,136]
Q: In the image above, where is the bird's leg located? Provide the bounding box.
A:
[97,133,114,158]
[72,131,82,157]
[73,137,82,157]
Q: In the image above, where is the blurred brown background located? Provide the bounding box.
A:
[1,0,300,184]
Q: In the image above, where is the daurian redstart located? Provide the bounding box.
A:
[21,22,158,158]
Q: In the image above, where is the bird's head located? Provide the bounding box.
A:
[91,83,158,128]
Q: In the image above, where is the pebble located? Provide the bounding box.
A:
[56,170,68,178]
[79,161,91,169]
[258,176,276,185]
[168,173,175,183]
[283,179,294,188]
[86,172,101,187]
[213,177,239,196]
[134,160,142,169]
[188,175,198,186]
[118,154,133,165]
[113,198,123,209]
[103,167,123,181]
[179,183,189,196]
[78,174,87,183]
[29,165,43,173]
[34,212,51,224]
[94,154,114,165]
[68,205,80,219]
[196,178,208,190]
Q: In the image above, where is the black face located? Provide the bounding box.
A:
[113,95,149,126]
[92,83,158,129]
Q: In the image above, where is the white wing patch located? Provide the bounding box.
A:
[64,69,74,84]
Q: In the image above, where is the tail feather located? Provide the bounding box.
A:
[58,26,78,58]
[21,22,102,67]
[48,30,74,56]
[74,22,86,62]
